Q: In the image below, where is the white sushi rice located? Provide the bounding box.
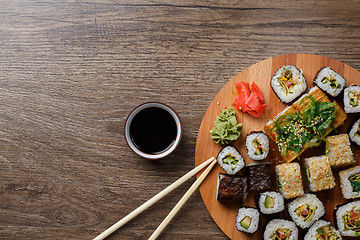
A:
[263,219,298,240]
[344,85,360,113]
[304,220,342,240]
[336,200,360,237]
[245,131,269,161]
[349,118,360,146]
[314,67,346,97]
[271,65,307,103]
[216,145,245,175]
[339,166,360,199]
[288,194,325,229]
[235,207,260,233]
[259,191,285,214]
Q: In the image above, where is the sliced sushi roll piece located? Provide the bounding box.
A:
[344,85,360,113]
[263,219,298,240]
[235,207,260,233]
[349,118,360,147]
[216,173,247,202]
[216,145,245,175]
[247,162,273,191]
[275,163,304,199]
[304,155,336,192]
[288,194,325,229]
[339,166,360,199]
[257,191,285,215]
[313,67,346,97]
[334,200,360,237]
[271,65,307,103]
[325,134,355,168]
[304,220,342,240]
[245,131,269,161]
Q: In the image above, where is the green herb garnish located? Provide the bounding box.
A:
[271,95,336,156]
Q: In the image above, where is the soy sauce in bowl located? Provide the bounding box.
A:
[130,107,177,154]
[124,102,182,159]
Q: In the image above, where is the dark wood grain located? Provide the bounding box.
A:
[1,1,360,239]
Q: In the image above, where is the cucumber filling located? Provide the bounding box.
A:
[222,154,239,170]
[321,77,341,89]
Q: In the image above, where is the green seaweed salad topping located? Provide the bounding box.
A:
[271,95,336,156]
[210,107,243,145]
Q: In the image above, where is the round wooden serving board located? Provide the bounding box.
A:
[195,54,360,240]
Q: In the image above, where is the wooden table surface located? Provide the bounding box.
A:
[1,1,360,240]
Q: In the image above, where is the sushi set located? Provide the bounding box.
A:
[195,54,360,239]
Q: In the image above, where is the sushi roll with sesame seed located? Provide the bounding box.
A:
[304,155,336,192]
[325,134,355,168]
[275,162,304,199]
[271,65,307,104]
[313,67,346,97]
[245,131,269,161]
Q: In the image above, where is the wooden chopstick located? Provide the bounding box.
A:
[148,158,217,240]
[93,157,216,240]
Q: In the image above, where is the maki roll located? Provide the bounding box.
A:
[235,207,260,233]
[271,65,307,104]
[216,173,247,202]
[264,219,298,240]
[275,163,304,199]
[216,145,245,175]
[288,194,325,229]
[245,131,269,161]
[339,166,360,199]
[349,118,360,147]
[304,220,342,240]
[313,67,346,97]
[247,162,273,191]
[257,191,285,215]
[335,200,360,237]
[304,156,336,192]
[344,85,360,113]
[325,134,355,168]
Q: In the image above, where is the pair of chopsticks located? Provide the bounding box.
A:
[93,157,217,240]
